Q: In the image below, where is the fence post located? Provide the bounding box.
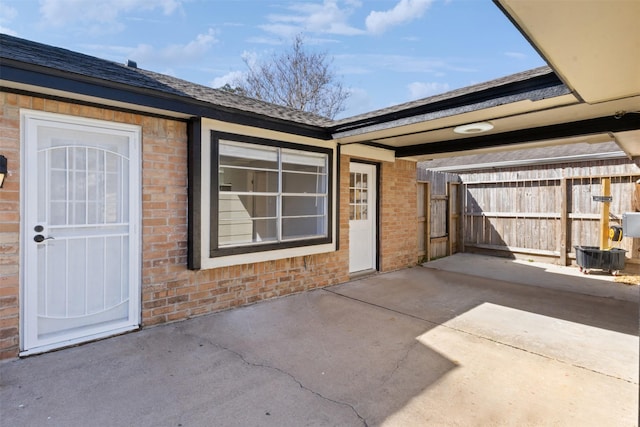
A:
[560,178,569,266]
[461,183,466,253]
[448,182,460,256]
[425,182,431,262]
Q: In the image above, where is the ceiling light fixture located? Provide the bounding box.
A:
[453,121,494,135]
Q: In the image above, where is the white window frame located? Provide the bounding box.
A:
[198,121,336,269]
[217,139,329,248]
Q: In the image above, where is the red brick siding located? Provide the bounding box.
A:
[1,93,28,359]
[379,159,418,271]
[0,93,417,360]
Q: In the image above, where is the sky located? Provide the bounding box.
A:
[0,0,546,119]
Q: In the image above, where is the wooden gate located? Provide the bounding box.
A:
[417,181,461,261]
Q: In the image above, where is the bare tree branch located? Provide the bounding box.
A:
[233,35,350,119]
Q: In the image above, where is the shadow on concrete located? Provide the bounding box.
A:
[1,286,458,427]
[1,262,637,426]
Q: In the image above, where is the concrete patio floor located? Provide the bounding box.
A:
[1,254,638,426]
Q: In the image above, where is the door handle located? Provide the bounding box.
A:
[34,235,55,243]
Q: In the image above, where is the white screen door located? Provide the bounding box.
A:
[349,162,376,273]
[22,111,141,355]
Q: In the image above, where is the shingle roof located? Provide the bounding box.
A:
[419,141,625,171]
[332,66,559,127]
[0,34,332,128]
[0,34,569,136]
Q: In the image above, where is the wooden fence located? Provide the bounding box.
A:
[462,174,640,265]
[418,158,640,266]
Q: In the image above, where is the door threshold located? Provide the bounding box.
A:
[349,269,377,280]
[20,324,139,357]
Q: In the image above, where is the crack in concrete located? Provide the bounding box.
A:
[381,340,419,387]
[179,330,368,427]
[324,288,637,385]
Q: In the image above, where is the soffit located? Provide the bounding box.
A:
[335,94,577,145]
[613,130,640,158]
[372,95,640,148]
[497,0,640,104]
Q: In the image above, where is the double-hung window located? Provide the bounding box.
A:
[211,132,332,257]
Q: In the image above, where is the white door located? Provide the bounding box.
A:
[349,162,376,273]
[21,111,141,355]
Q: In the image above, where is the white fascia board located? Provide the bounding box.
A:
[341,143,395,163]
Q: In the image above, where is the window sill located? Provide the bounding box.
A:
[199,242,336,269]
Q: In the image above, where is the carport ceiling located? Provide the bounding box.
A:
[497,0,640,104]
[332,1,640,160]
[496,0,640,159]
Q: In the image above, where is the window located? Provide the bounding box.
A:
[211,132,332,257]
[349,171,368,220]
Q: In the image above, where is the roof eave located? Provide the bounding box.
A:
[422,150,628,173]
[0,58,332,141]
[330,67,567,137]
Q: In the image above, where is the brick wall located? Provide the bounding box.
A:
[0,93,418,360]
[0,93,21,360]
[379,159,418,271]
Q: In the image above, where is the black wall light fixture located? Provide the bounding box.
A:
[0,155,7,188]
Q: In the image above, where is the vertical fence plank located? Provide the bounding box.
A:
[448,182,452,256]
[416,183,425,259]
[560,178,569,265]
[425,182,431,261]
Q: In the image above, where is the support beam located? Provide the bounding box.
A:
[599,178,611,250]
[395,114,640,158]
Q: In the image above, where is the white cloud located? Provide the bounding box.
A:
[365,0,433,34]
[407,81,450,99]
[0,26,18,36]
[83,28,217,68]
[211,70,245,88]
[240,50,260,69]
[39,0,183,28]
[258,23,300,39]
[0,4,18,35]
[0,4,17,23]
[505,51,527,60]
[163,29,217,58]
[260,0,364,38]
